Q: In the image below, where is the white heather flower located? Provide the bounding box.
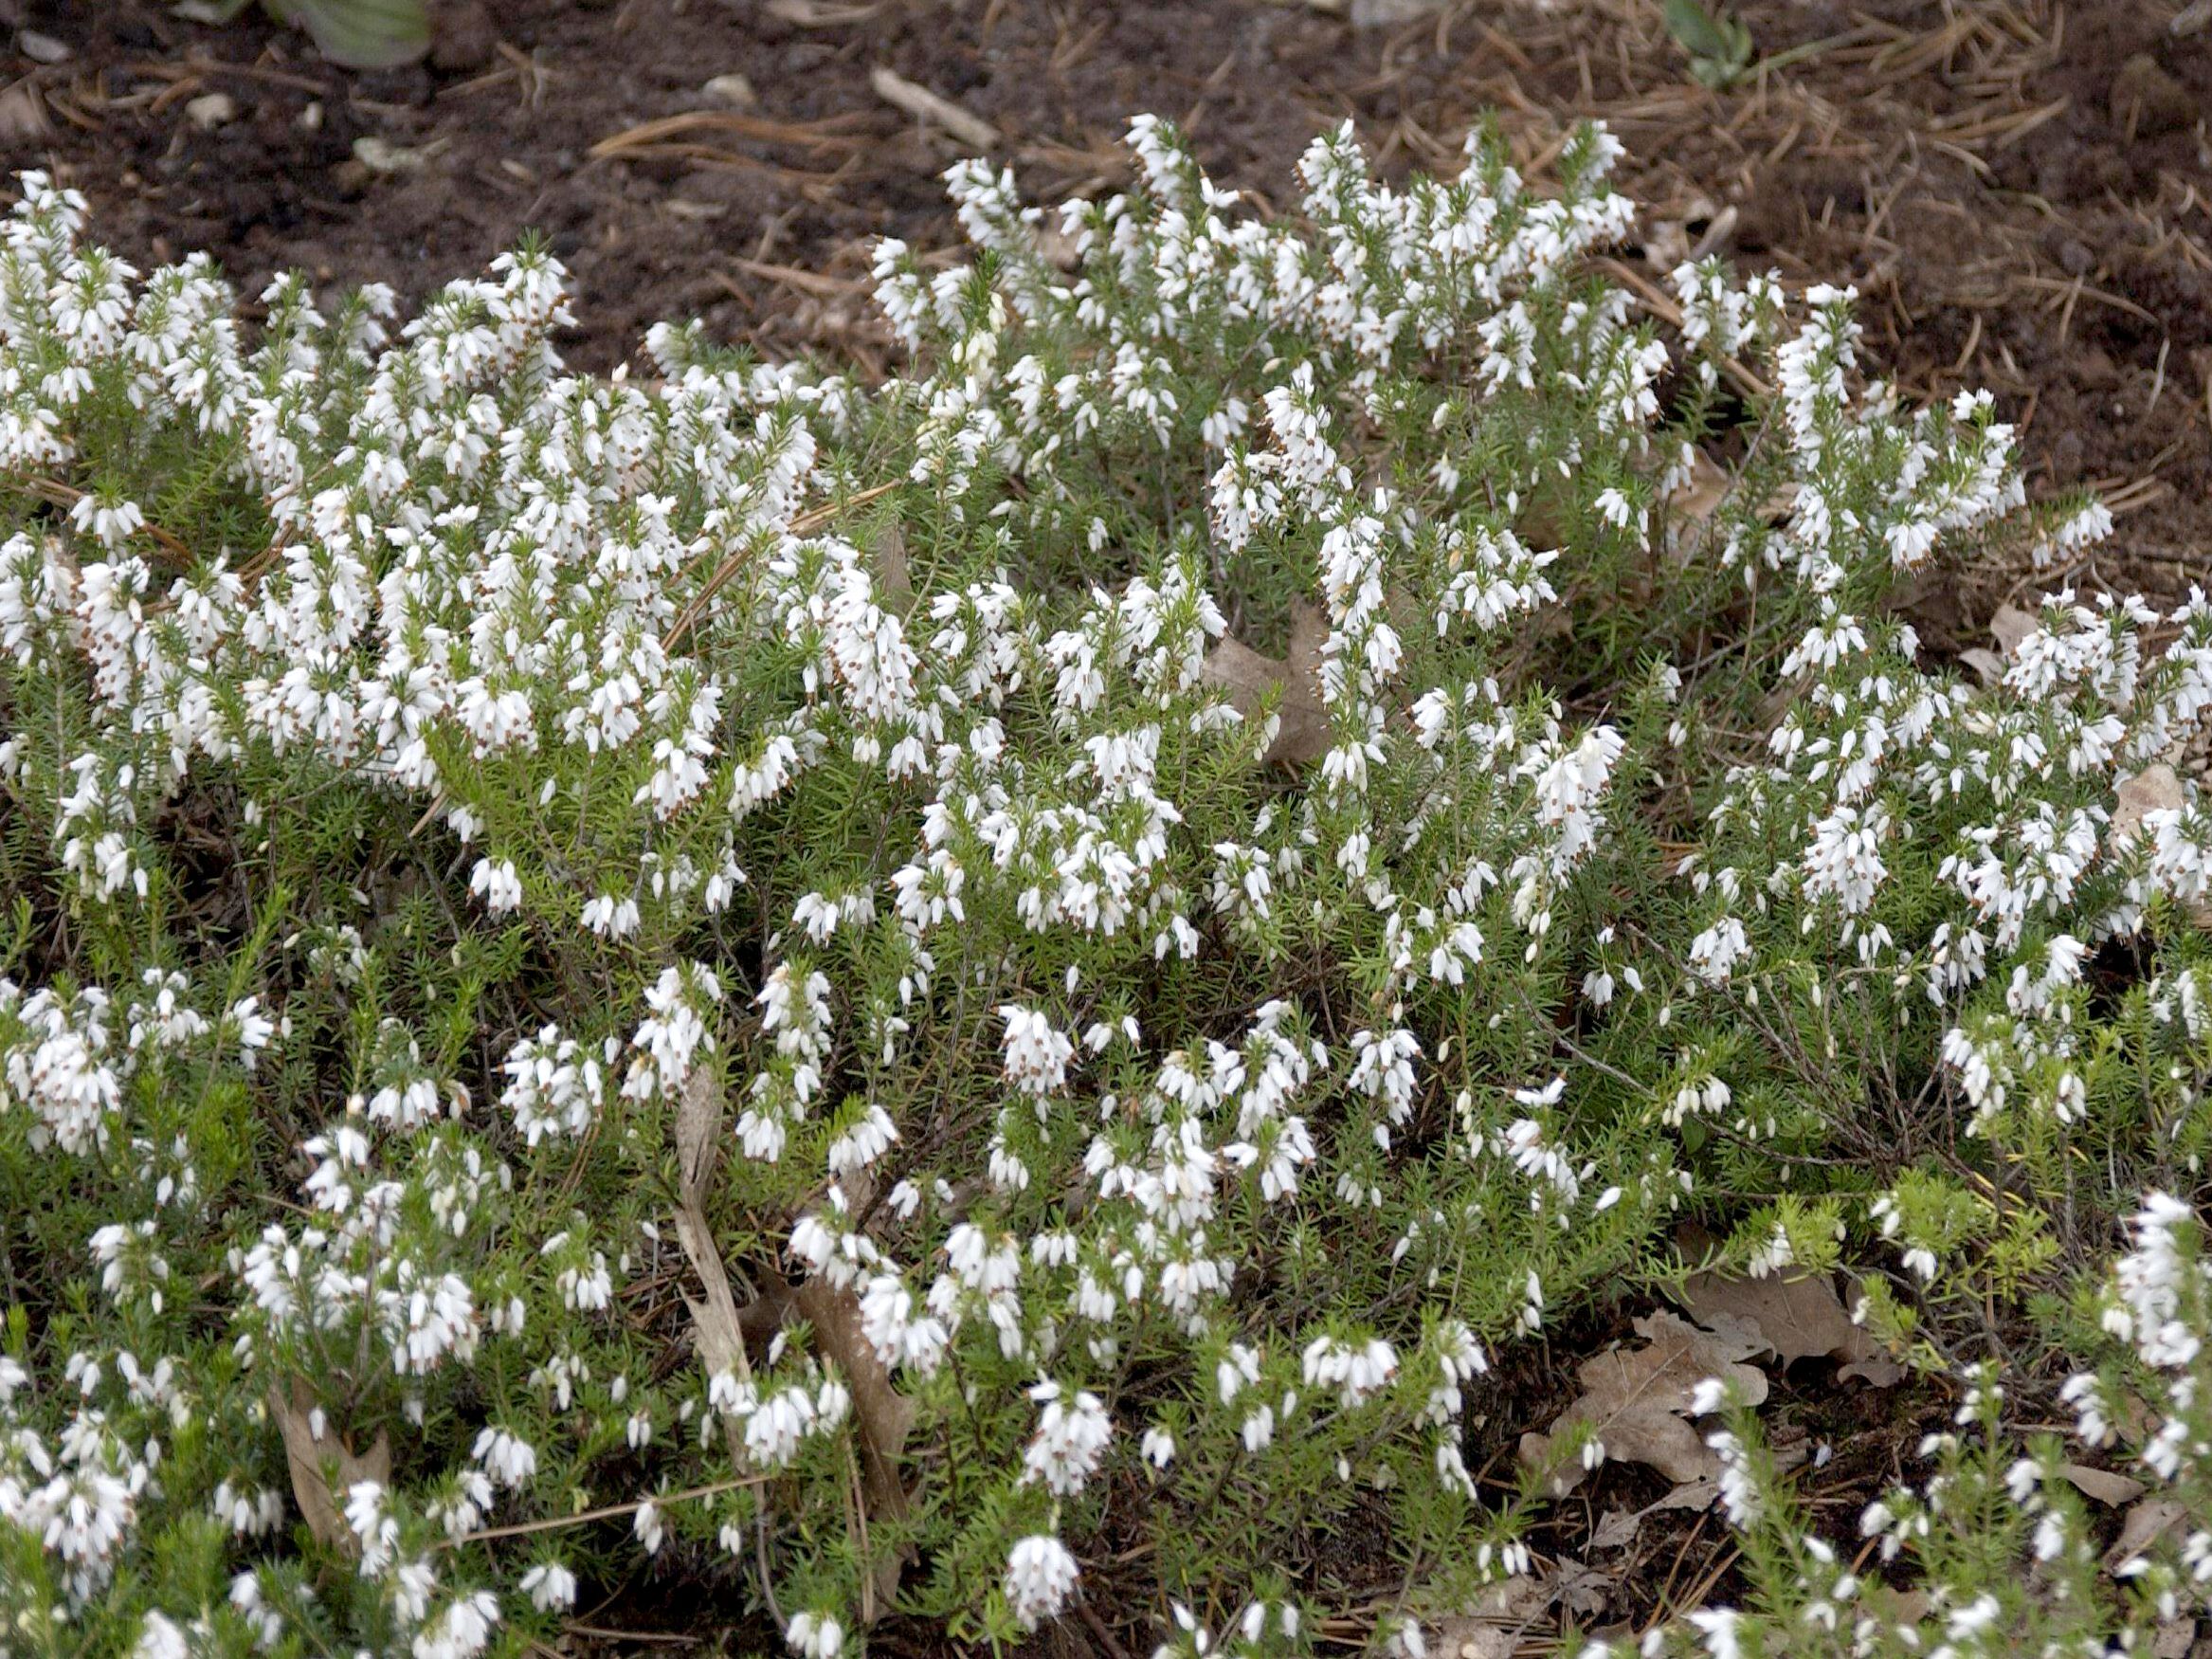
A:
[1004,1534,1080,1632]
[469,1427,537,1489]
[134,1613,189,1659]
[786,1611,846,1659]
[468,857,522,915]
[1301,1334,1399,1408]
[520,1560,577,1612]
[1021,1379,1112,1496]
[411,1592,499,1659]
[998,1004,1074,1098]
[1686,917,1750,986]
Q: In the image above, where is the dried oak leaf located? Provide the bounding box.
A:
[271,1378,390,1556]
[1201,600,1331,766]
[1518,1310,1768,1496]
[1680,1266,1903,1387]
[1666,449,1731,542]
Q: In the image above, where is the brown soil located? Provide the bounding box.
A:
[2,0,2204,1647]
[8,0,2208,627]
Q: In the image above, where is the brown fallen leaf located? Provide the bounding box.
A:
[2112,763,2185,852]
[793,1274,916,1524]
[1958,646,2007,688]
[1666,449,1731,548]
[673,1066,754,1399]
[1679,1264,1903,1388]
[1990,602,2040,657]
[1428,1577,1552,1659]
[1860,1586,1931,1628]
[271,1378,390,1557]
[2108,766,2212,926]
[1518,1311,1768,1496]
[0,82,50,146]
[2060,1462,2148,1507]
[1549,1555,1612,1619]
[1590,1479,1717,1552]
[1201,600,1331,767]
[870,518,911,615]
[2105,1497,2186,1575]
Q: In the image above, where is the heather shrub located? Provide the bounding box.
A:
[0,113,2209,1659]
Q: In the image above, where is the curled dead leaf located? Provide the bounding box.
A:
[1200,600,1331,766]
[672,1066,754,1425]
[271,1378,390,1556]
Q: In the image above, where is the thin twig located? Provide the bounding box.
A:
[440,1472,766,1550]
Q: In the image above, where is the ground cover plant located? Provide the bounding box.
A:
[2,111,2212,1659]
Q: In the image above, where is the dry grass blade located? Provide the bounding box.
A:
[725,257,869,300]
[1592,258,1771,397]
[589,110,866,162]
[271,1378,390,1556]
[661,481,900,653]
[870,65,1000,151]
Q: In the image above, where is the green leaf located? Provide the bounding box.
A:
[1663,0,1733,60]
[264,0,430,70]
[1665,0,1755,83]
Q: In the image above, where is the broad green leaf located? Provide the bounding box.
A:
[1666,0,1754,83]
[1663,0,1734,60]
[267,0,430,69]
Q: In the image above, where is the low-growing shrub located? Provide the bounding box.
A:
[0,112,2209,1658]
